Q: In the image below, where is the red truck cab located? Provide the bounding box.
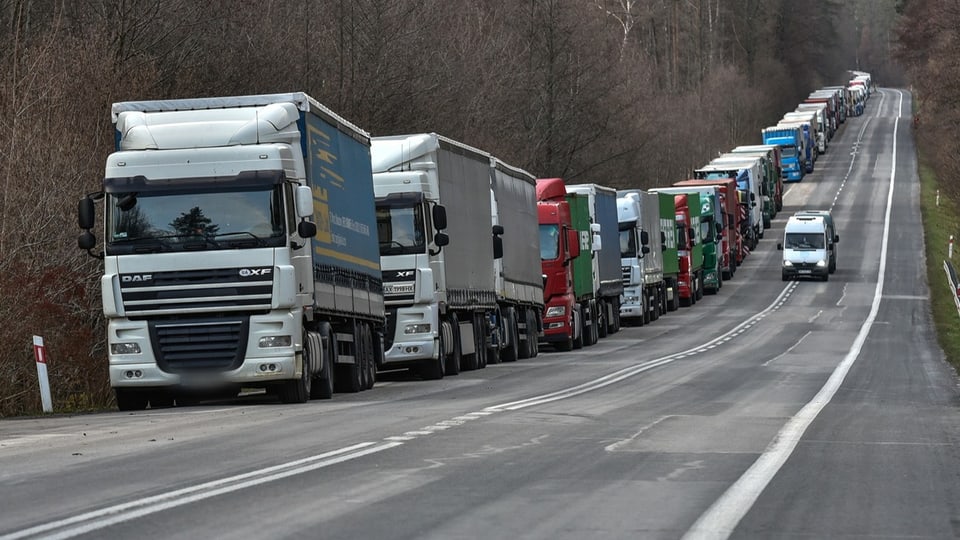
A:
[536,179,581,349]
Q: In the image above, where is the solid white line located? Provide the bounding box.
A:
[486,282,798,412]
[682,89,903,540]
[1,441,401,540]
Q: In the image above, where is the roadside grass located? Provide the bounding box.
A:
[919,161,960,369]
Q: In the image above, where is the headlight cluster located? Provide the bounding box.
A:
[404,323,431,334]
[816,260,827,267]
[783,260,794,268]
[545,306,566,317]
[111,343,141,354]
[259,335,292,348]
[623,295,640,304]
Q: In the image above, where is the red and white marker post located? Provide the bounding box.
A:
[33,335,53,413]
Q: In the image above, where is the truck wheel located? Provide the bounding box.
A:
[571,308,584,350]
[115,389,149,411]
[696,274,704,300]
[445,315,462,376]
[361,324,377,390]
[487,310,502,365]
[311,324,335,399]
[420,324,446,380]
[501,308,519,362]
[278,335,311,404]
[528,311,540,357]
[597,301,608,339]
[585,302,599,346]
[474,314,487,369]
[335,329,362,393]
[148,392,175,408]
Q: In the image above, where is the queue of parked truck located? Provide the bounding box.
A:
[75,71,873,409]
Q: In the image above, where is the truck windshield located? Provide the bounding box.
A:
[376,203,426,255]
[780,146,798,158]
[540,224,560,260]
[785,233,825,250]
[619,225,637,258]
[106,185,286,254]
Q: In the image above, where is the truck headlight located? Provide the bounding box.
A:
[816,259,827,267]
[259,335,292,348]
[624,295,640,304]
[110,343,141,355]
[545,306,566,317]
[404,323,431,334]
[783,260,794,268]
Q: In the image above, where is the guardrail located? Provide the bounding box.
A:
[943,260,960,315]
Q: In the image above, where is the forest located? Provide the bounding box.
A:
[0,0,927,415]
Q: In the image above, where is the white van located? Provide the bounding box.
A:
[794,209,838,273]
[777,215,830,281]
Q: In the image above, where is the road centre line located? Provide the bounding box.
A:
[682,89,902,540]
[0,442,400,540]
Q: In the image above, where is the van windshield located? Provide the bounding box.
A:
[785,232,825,250]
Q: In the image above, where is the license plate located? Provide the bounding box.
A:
[798,270,812,274]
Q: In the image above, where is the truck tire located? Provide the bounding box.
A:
[362,324,377,390]
[528,311,540,357]
[461,314,480,371]
[487,309,502,365]
[501,308,519,362]
[519,309,536,359]
[474,313,487,369]
[278,335,312,404]
[597,301,608,339]
[115,389,149,411]
[696,274,704,300]
[571,308,583,350]
[585,301,599,346]
[311,324,335,399]
[335,329,362,393]
[445,314,462,376]
[420,324,446,380]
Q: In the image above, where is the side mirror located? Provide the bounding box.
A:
[833,234,839,243]
[493,235,503,259]
[298,220,317,238]
[492,224,504,235]
[566,229,580,260]
[433,204,447,230]
[434,232,449,247]
[78,197,96,229]
[640,230,650,245]
[777,242,783,250]
[78,231,96,250]
[296,185,314,218]
[641,245,651,255]
[689,228,696,245]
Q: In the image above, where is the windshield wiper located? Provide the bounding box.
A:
[211,231,269,247]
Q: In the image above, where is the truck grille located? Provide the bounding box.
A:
[119,267,273,316]
[149,317,248,373]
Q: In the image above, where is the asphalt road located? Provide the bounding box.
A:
[2,89,958,540]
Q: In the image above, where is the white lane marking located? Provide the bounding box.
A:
[683,89,902,540]
[761,331,812,367]
[0,442,401,540]
[485,282,799,412]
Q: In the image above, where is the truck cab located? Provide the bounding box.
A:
[537,178,584,350]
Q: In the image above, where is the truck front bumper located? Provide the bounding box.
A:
[108,311,302,389]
